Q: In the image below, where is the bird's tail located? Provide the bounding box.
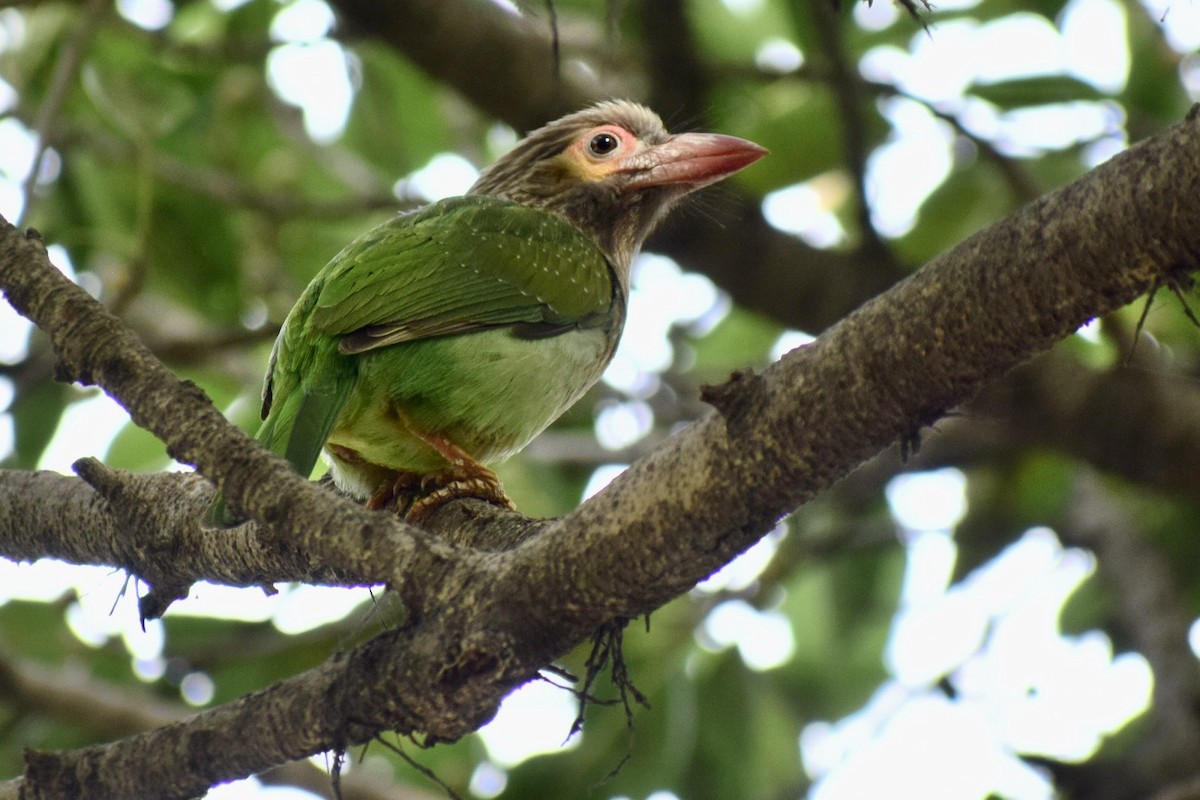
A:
[203,408,289,529]
[203,387,346,529]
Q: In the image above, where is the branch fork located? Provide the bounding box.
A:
[1,110,1199,797]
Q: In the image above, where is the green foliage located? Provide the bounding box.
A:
[969,75,1107,109]
[341,41,451,175]
[690,305,783,376]
[718,81,863,189]
[4,378,68,469]
[894,161,1016,263]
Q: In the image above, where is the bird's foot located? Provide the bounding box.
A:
[408,465,516,522]
[366,472,419,512]
[367,464,515,523]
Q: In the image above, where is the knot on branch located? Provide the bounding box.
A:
[437,631,508,690]
[700,368,766,437]
[23,747,86,799]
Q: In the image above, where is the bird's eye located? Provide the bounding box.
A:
[588,132,621,157]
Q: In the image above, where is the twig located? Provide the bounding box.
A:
[908,94,1043,203]
[71,128,405,219]
[803,0,897,264]
[1057,473,1200,799]
[372,736,464,800]
[16,0,110,227]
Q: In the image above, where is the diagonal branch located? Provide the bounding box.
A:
[521,108,1200,626]
[0,648,430,800]
[332,0,597,131]
[15,0,110,227]
[1054,472,1200,800]
[0,111,1198,797]
[800,0,895,261]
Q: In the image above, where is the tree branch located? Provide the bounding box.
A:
[331,0,600,131]
[0,649,431,800]
[1,110,1198,797]
[15,0,109,227]
[1050,472,1200,800]
[0,224,473,619]
[971,349,1200,499]
[800,0,895,260]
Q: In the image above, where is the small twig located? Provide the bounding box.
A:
[698,59,1043,206]
[105,142,157,315]
[150,151,405,220]
[567,618,649,738]
[804,0,897,265]
[1128,266,1200,364]
[16,0,111,227]
[912,97,1043,203]
[372,735,464,800]
[63,127,405,220]
[544,0,560,79]
[143,323,281,366]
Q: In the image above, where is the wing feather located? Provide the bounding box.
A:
[308,196,615,354]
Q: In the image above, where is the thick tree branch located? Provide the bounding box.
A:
[0,225,473,620]
[1,111,1198,797]
[0,466,537,614]
[0,650,431,800]
[331,0,599,131]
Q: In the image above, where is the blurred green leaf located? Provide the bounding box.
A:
[715,80,868,190]
[80,41,197,141]
[104,420,171,473]
[896,162,1016,264]
[692,0,797,63]
[1123,9,1193,130]
[341,41,452,177]
[5,376,67,469]
[970,75,1107,109]
[691,305,783,377]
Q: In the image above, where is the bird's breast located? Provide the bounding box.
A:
[328,322,617,475]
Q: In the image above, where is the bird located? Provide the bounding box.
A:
[208,99,767,526]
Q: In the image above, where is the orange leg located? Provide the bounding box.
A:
[401,431,514,521]
[345,413,515,521]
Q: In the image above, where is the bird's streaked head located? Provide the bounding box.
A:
[469,100,767,278]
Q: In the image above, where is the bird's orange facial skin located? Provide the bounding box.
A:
[560,125,644,182]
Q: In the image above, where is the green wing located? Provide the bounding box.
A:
[309,195,616,354]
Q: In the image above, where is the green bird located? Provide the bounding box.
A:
[210,100,766,525]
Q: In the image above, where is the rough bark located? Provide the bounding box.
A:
[1,106,1197,798]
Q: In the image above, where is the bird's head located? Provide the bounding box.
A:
[469,100,767,278]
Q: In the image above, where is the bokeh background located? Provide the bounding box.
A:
[1,0,1199,797]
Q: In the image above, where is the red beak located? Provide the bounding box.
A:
[627,132,768,190]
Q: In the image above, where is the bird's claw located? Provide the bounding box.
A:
[367,466,515,522]
[405,476,516,523]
